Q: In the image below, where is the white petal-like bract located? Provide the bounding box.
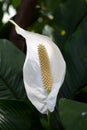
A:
[9,20,66,114]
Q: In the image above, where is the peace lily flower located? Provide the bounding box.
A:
[9,20,66,114]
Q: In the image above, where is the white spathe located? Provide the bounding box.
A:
[9,20,66,114]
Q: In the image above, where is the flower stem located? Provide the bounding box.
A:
[48,111,52,130]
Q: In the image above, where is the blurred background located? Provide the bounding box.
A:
[1,0,68,51]
[1,0,86,52]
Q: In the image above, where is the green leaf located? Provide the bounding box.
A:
[0,39,27,100]
[53,0,87,45]
[11,0,21,9]
[59,14,87,98]
[80,86,87,93]
[59,98,87,130]
[0,99,42,130]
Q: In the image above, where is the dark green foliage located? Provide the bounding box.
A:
[59,14,87,99]
[0,99,43,130]
[59,99,87,130]
[0,39,27,100]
